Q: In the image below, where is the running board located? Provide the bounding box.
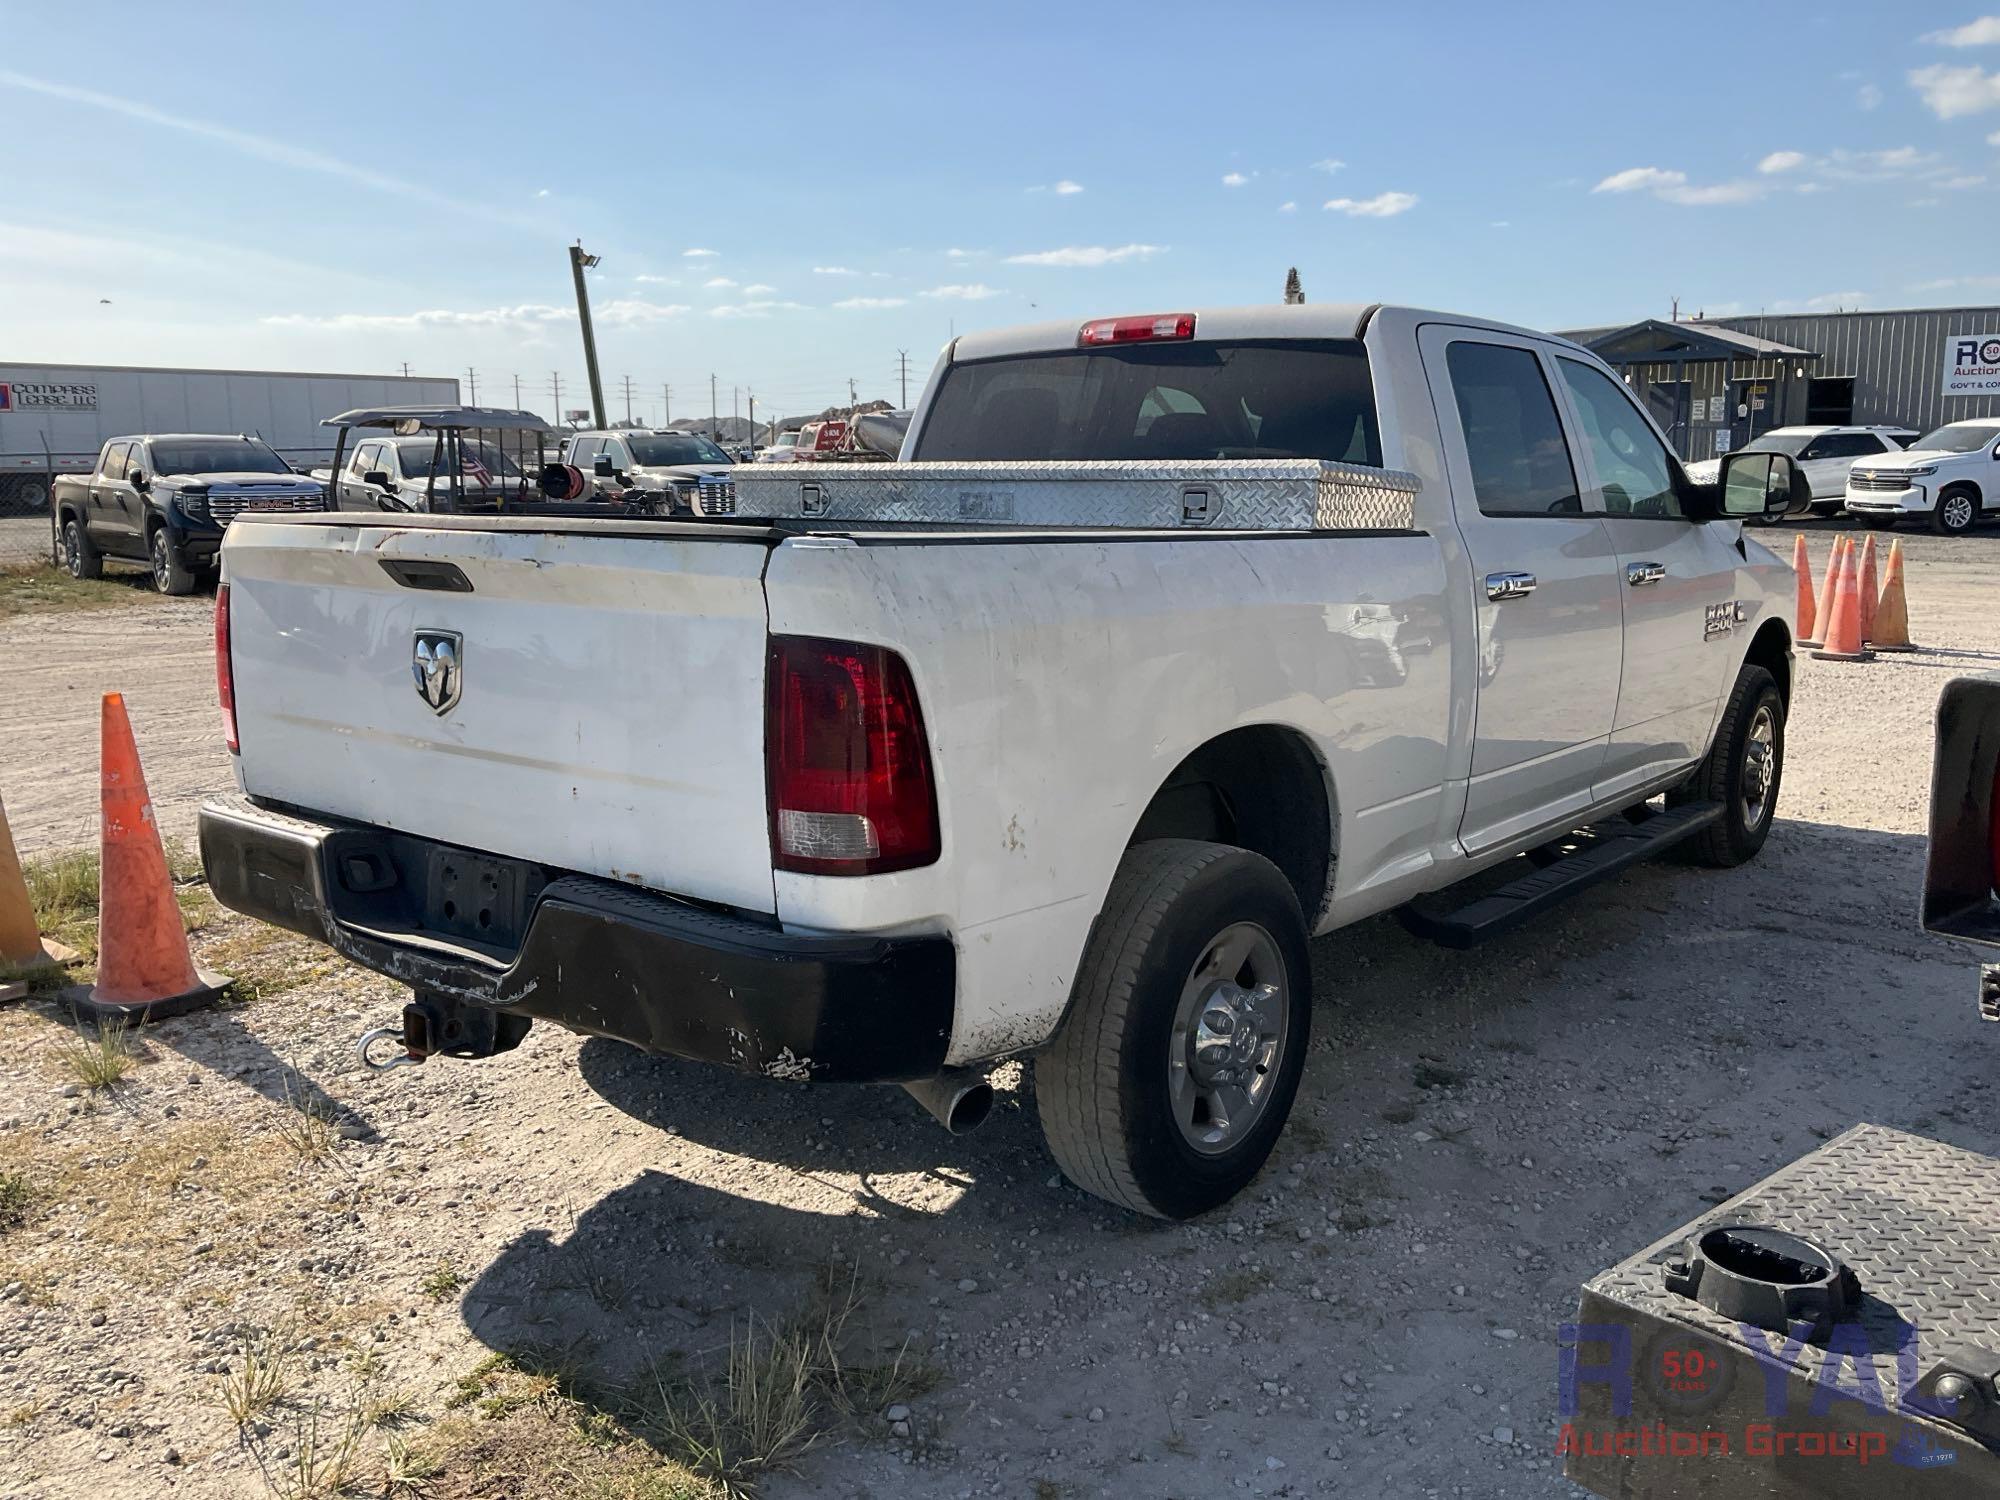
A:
[1400,801,1727,950]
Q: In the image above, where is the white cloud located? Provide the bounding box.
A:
[1802,291,1870,310]
[0,69,513,222]
[1593,166,1687,193]
[1593,165,1761,205]
[945,247,980,259]
[1991,129,2000,143]
[1925,17,2000,46]
[812,266,859,276]
[1222,171,1250,187]
[1657,179,1762,205]
[743,282,777,295]
[1323,191,1419,217]
[1910,62,2000,117]
[1053,179,1084,195]
[1858,81,1884,109]
[833,296,908,309]
[1940,173,1989,188]
[710,299,806,319]
[535,188,550,198]
[1004,244,1165,267]
[1911,273,2000,290]
[263,303,575,332]
[920,283,1002,300]
[703,276,738,289]
[597,299,692,326]
[1758,150,1807,173]
[683,247,719,258]
[634,273,678,285]
[1278,200,1298,213]
[1491,219,1511,228]
[1311,158,1346,173]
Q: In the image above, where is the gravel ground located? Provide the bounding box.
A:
[3,522,1999,1500]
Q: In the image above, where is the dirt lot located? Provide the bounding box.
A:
[4,524,2000,1500]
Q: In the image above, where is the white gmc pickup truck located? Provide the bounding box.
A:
[200,304,1808,1219]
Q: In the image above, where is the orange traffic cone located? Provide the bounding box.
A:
[60,694,228,1025]
[1857,534,1880,645]
[1872,537,1918,651]
[1792,534,1818,646]
[1807,536,1847,649]
[1,796,80,1003]
[1810,543,1873,662]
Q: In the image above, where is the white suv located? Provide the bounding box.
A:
[1685,425,1917,516]
[1845,419,2000,535]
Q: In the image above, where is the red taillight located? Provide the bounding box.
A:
[766,635,939,876]
[1078,313,1196,347]
[215,583,238,754]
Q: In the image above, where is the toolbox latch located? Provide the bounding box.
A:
[1180,486,1212,526]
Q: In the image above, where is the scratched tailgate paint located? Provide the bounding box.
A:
[223,520,779,915]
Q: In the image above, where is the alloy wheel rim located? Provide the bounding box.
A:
[1946,495,1973,530]
[1741,703,1777,829]
[152,534,169,589]
[1167,921,1288,1156]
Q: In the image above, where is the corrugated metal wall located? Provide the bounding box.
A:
[1709,308,2000,435]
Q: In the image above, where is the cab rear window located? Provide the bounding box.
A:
[914,339,1381,465]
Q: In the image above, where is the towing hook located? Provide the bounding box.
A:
[357,1026,423,1073]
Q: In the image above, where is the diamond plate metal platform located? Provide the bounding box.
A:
[728,458,1422,531]
[1566,1123,2000,1498]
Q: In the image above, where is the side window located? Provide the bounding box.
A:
[601,439,628,470]
[349,443,376,476]
[1556,357,1683,519]
[1444,342,1581,517]
[100,442,129,479]
[1813,433,1876,460]
[571,436,601,467]
[126,443,146,476]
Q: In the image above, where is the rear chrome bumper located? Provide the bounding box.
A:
[198,794,956,1082]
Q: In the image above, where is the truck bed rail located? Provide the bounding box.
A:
[728,458,1422,532]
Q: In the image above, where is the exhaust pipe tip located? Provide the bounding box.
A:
[904,1069,994,1135]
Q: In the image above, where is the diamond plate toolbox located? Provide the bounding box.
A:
[729,458,1422,531]
[1565,1124,2000,1499]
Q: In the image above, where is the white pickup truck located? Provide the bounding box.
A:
[199,304,1807,1219]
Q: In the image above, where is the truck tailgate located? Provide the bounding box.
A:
[223,518,778,914]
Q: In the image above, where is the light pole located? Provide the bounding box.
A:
[568,242,608,430]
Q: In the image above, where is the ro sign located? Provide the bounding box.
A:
[1943,334,2000,397]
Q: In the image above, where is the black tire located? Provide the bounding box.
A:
[61,515,102,580]
[1669,664,1783,868]
[1933,487,1978,535]
[149,526,197,596]
[1859,514,1898,531]
[1035,839,1312,1220]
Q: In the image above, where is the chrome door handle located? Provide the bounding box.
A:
[1484,571,1538,601]
[1626,561,1666,586]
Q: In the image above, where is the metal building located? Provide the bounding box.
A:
[1557,306,2000,461]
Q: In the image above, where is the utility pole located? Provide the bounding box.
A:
[709,373,718,440]
[847,376,858,411]
[748,392,756,447]
[620,374,635,424]
[512,373,522,408]
[465,367,478,406]
[732,385,739,438]
[548,371,564,426]
[568,242,608,429]
[896,350,910,408]
[400,361,412,377]
[661,384,671,426]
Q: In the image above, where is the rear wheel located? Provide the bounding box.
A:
[61,516,102,580]
[1934,487,1978,535]
[1670,664,1783,868]
[149,526,197,596]
[1035,839,1311,1220]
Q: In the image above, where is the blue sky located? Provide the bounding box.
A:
[4,1,2000,422]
